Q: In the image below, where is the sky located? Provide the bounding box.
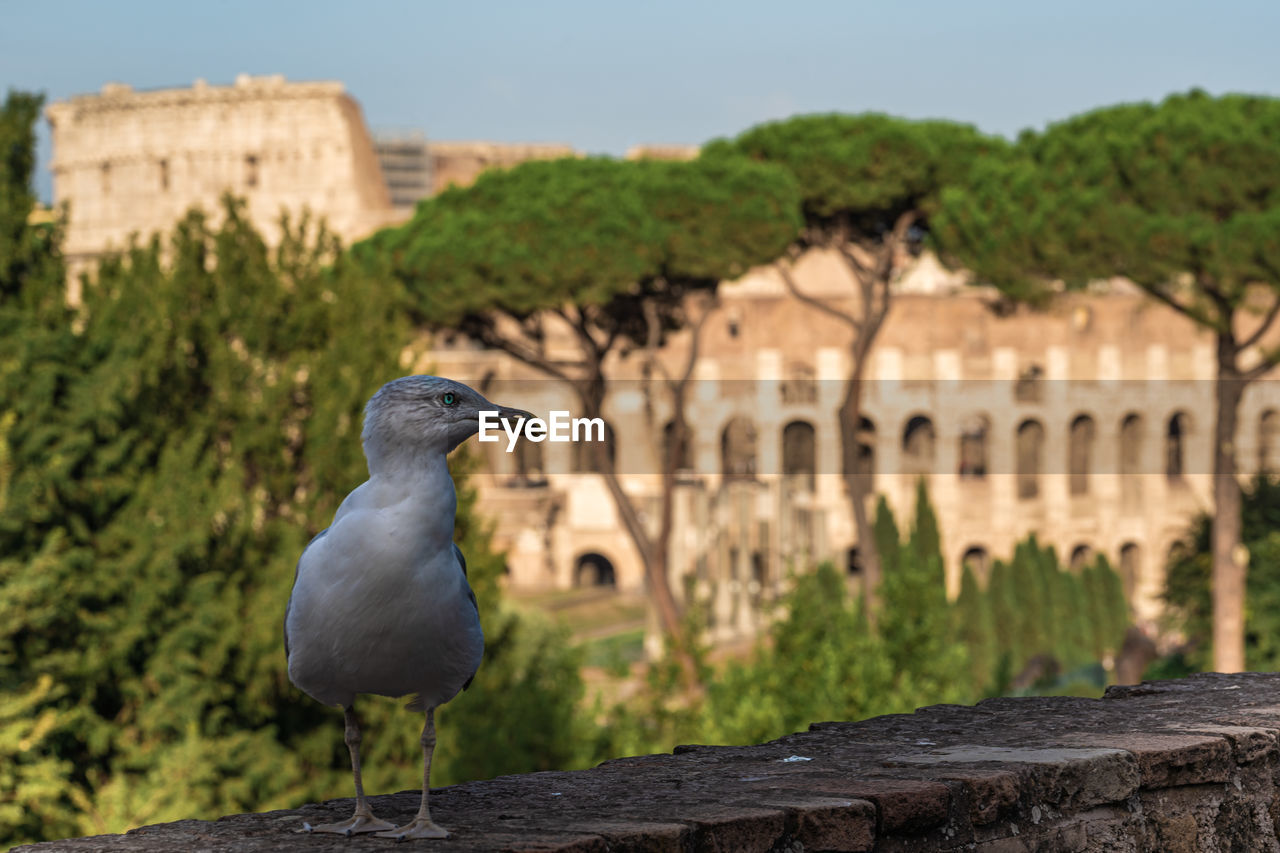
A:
[3,0,1278,202]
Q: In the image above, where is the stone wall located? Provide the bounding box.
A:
[18,672,1280,852]
[45,75,396,272]
[430,248,1280,634]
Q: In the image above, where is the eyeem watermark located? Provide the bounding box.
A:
[478,410,605,452]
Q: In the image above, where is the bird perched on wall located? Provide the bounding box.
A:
[285,375,531,840]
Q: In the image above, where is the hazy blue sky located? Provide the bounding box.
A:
[3,0,1278,201]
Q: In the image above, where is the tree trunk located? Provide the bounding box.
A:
[574,377,696,686]
[1211,333,1246,672]
[839,354,879,618]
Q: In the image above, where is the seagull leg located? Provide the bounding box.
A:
[377,707,450,840]
[306,704,395,835]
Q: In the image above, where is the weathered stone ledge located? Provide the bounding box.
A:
[18,672,1280,852]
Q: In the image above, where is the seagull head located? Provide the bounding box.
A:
[363,375,534,462]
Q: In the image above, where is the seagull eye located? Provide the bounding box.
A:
[442,392,457,406]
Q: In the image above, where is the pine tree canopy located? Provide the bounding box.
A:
[935,90,1280,310]
[358,154,802,345]
[706,113,1005,241]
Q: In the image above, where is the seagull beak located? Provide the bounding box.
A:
[493,405,534,425]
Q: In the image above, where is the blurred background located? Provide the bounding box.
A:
[3,1,1280,846]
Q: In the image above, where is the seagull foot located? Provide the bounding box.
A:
[376,818,451,841]
[304,813,397,835]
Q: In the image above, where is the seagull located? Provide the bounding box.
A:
[285,375,531,840]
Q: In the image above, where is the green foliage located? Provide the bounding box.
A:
[872,495,900,578]
[703,485,972,747]
[878,482,970,704]
[1162,475,1280,671]
[953,564,995,688]
[363,154,802,339]
[974,537,1129,692]
[703,563,901,746]
[708,113,1004,236]
[0,176,590,844]
[935,90,1280,310]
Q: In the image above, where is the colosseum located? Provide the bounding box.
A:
[46,76,1280,642]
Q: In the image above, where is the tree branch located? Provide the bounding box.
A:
[678,295,717,387]
[464,311,579,385]
[835,242,873,281]
[476,330,577,385]
[1239,291,1280,352]
[1137,282,1220,330]
[642,300,673,384]
[1242,349,1280,383]
[774,261,861,332]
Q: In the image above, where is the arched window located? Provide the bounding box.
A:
[1260,410,1280,476]
[574,552,617,587]
[959,414,989,479]
[961,546,990,581]
[1119,542,1140,602]
[1016,419,1045,500]
[571,421,616,473]
[1069,543,1094,571]
[902,415,936,476]
[850,416,876,482]
[1069,414,1096,496]
[661,419,694,472]
[721,416,757,481]
[1120,413,1143,510]
[1167,412,1190,482]
[782,420,817,491]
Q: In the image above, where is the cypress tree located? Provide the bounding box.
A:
[954,563,995,690]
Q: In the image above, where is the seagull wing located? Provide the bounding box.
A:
[284,527,329,662]
[454,542,480,691]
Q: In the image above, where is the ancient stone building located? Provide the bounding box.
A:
[46,75,1276,643]
[45,75,397,278]
[45,77,597,293]
[419,249,1280,640]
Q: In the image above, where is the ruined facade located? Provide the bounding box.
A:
[46,76,1276,640]
[46,75,397,274]
[421,250,1279,638]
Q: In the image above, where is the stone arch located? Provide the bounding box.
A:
[1016,419,1045,500]
[1260,410,1280,476]
[958,414,990,479]
[1166,411,1191,482]
[1069,413,1096,496]
[574,552,617,588]
[782,420,817,491]
[1120,413,1144,510]
[902,414,936,476]
[961,545,991,582]
[850,416,876,483]
[571,421,616,474]
[1119,541,1141,603]
[721,416,758,481]
[1069,543,1094,571]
